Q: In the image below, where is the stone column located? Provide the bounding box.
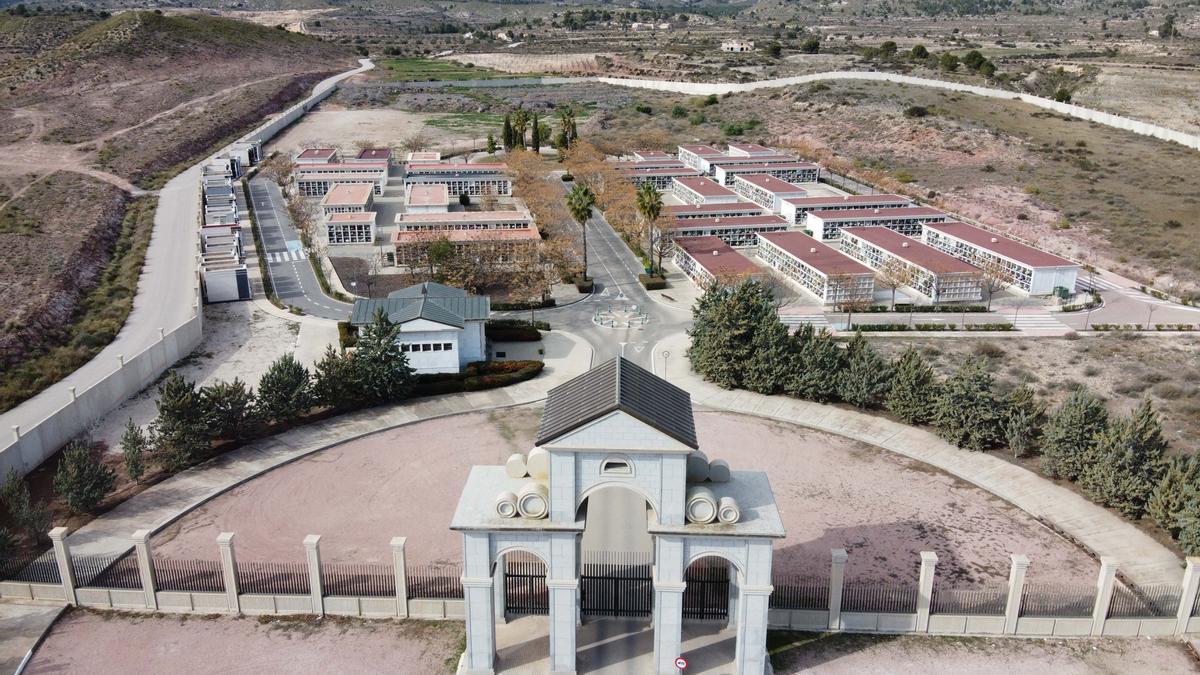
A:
[1003,554,1030,634]
[1174,557,1200,635]
[132,529,157,610]
[653,535,685,674]
[217,532,240,614]
[49,527,76,606]
[916,551,938,632]
[547,578,579,675]
[734,585,773,674]
[461,532,496,675]
[1090,557,1118,637]
[727,560,741,630]
[303,535,324,616]
[828,549,848,631]
[494,552,507,623]
[390,536,408,618]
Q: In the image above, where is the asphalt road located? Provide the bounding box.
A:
[248,176,354,320]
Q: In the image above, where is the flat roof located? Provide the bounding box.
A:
[295,162,387,172]
[759,231,873,276]
[328,212,377,223]
[407,162,506,173]
[611,159,686,169]
[925,221,1077,268]
[633,150,673,160]
[619,167,702,176]
[297,147,337,160]
[406,151,441,162]
[393,228,540,243]
[669,214,787,230]
[321,183,374,206]
[395,211,532,224]
[673,176,736,198]
[714,160,819,171]
[734,174,807,194]
[407,184,449,207]
[807,206,945,221]
[356,148,392,161]
[727,142,774,154]
[665,203,766,216]
[676,236,763,277]
[709,155,804,166]
[678,144,725,157]
[841,227,978,274]
[647,471,785,539]
[785,194,912,207]
[450,466,584,533]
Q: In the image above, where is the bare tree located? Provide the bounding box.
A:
[979,258,1013,311]
[511,256,550,323]
[400,133,430,154]
[876,257,914,310]
[260,154,295,188]
[648,215,675,276]
[827,274,871,329]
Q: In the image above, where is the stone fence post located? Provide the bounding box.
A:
[828,549,848,631]
[916,551,938,632]
[391,537,408,618]
[132,530,157,610]
[217,532,239,614]
[1003,554,1030,635]
[1090,558,1118,636]
[49,527,76,605]
[1175,557,1200,635]
[303,535,324,616]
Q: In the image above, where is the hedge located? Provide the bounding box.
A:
[575,278,594,293]
[411,360,544,397]
[848,323,1014,332]
[486,326,542,342]
[639,274,667,290]
[487,318,551,331]
[851,304,989,313]
[492,298,556,311]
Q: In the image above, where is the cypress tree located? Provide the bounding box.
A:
[686,279,775,390]
[531,113,541,152]
[151,372,209,471]
[255,354,313,424]
[1039,387,1109,480]
[1003,384,1045,458]
[785,328,842,402]
[931,358,1003,451]
[884,347,939,425]
[1079,399,1169,518]
[1148,454,1200,538]
[743,314,797,395]
[836,332,891,408]
[502,115,513,150]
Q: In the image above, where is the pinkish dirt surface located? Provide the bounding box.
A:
[151,407,1096,584]
[771,633,1199,674]
[25,609,462,675]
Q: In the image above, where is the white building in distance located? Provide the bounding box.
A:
[922,221,1079,295]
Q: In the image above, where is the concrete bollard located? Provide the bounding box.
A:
[390,536,408,618]
[1090,557,1118,636]
[1175,557,1200,635]
[49,527,77,605]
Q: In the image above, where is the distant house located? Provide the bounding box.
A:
[722,40,755,53]
[350,282,489,374]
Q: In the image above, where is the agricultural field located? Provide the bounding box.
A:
[443,52,606,74]
[375,57,510,81]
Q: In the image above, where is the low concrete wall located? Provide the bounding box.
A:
[1014,616,1094,636]
[408,597,465,620]
[1102,617,1176,637]
[239,593,313,615]
[0,581,67,602]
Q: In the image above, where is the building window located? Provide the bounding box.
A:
[432,343,442,351]
[443,343,453,351]
[601,456,633,476]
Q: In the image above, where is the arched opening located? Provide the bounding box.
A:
[578,485,655,619]
[683,554,736,622]
[492,547,553,673]
[498,548,549,617]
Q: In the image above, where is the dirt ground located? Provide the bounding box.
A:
[769,632,1200,674]
[149,407,1095,585]
[264,107,466,158]
[25,609,463,675]
[443,52,608,74]
[91,303,301,455]
[1074,65,1200,135]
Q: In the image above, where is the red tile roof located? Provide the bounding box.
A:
[665,203,766,217]
[676,236,762,277]
[841,227,978,274]
[356,148,392,161]
[759,232,873,276]
[673,176,736,198]
[407,184,449,206]
[924,221,1077,268]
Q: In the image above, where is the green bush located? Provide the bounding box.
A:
[849,323,910,331]
[338,321,358,348]
[487,318,551,332]
[486,326,542,342]
[639,274,667,290]
[575,278,594,293]
[411,361,544,397]
[53,440,116,514]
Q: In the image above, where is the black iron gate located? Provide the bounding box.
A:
[504,552,549,615]
[581,552,653,618]
[682,560,730,620]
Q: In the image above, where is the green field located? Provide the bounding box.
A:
[379,58,510,82]
[423,112,506,133]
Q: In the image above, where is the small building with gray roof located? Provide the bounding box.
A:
[349,281,489,373]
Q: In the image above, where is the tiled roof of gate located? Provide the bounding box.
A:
[536,357,697,449]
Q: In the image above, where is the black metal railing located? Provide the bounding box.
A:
[1020,583,1095,618]
[322,562,395,598]
[770,575,830,611]
[581,551,653,618]
[2,550,60,585]
[1108,583,1181,619]
[74,554,141,590]
[841,583,918,614]
[504,551,548,616]
[237,561,310,596]
[153,558,225,593]
[406,563,463,599]
[930,586,1007,616]
[682,559,730,620]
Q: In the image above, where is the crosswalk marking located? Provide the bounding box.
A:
[267,250,305,264]
[1003,311,1067,331]
[778,313,830,330]
[1076,276,1123,292]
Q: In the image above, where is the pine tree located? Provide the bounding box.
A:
[836,332,891,408]
[1003,384,1045,458]
[353,309,415,404]
[120,419,148,484]
[1039,387,1109,480]
[502,115,513,150]
[686,279,775,389]
[1079,399,1169,518]
[884,347,939,424]
[53,440,116,514]
[1,469,50,537]
[785,328,842,402]
[743,314,797,395]
[200,378,255,440]
[486,133,497,155]
[151,372,209,472]
[313,345,362,409]
[931,359,1003,451]
[1177,486,1200,555]
[255,354,313,424]
[1148,454,1200,538]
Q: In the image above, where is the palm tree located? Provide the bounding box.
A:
[635,181,663,274]
[557,106,577,146]
[566,184,596,280]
